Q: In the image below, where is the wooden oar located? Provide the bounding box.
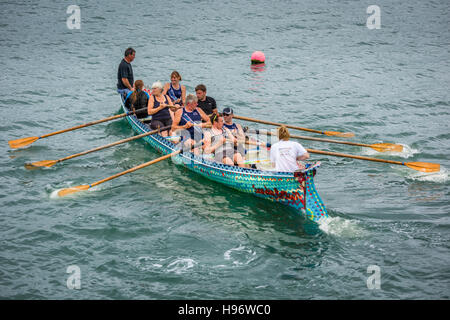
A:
[8,108,147,149]
[246,128,402,152]
[25,126,171,169]
[233,115,355,138]
[306,148,440,173]
[57,141,203,197]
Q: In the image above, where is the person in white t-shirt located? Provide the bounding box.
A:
[270,126,310,172]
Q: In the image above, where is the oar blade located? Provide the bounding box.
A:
[57,185,90,197]
[371,143,403,153]
[406,162,440,173]
[25,159,58,169]
[324,131,355,138]
[8,136,39,149]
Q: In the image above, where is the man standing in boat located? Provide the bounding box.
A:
[117,47,136,100]
[195,84,218,116]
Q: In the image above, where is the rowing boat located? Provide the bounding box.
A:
[120,99,329,222]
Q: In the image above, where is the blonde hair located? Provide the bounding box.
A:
[278,125,290,140]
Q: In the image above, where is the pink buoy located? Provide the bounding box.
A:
[251,51,265,64]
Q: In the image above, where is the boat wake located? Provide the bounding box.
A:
[407,166,448,183]
[223,244,257,266]
[362,143,418,158]
[49,184,103,199]
[136,256,197,274]
[317,216,368,238]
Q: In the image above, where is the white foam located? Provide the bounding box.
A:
[318,216,367,238]
[166,258,197,274]
[224,245,257,266]
[49,184,105,199]
[407,166,448,183]
[50,189,62,199]
[362,143,418,159]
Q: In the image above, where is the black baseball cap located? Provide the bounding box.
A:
[223,107,233,115]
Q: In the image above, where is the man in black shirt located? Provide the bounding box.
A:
[195,84,217,116]
[117,47,135,100]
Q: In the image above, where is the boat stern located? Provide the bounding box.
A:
[294,162,328,222]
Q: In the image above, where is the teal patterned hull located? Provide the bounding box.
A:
[121,103,328,222]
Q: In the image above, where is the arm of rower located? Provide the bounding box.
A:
[196,108,212,128]
[203,131,224,154]
[166,96,174,106]
[296,152,310,161]
[181,85,186,106]
[147,98,168,115]
[236,124,246,141]
[162,83,170,96]
[166,96,175,119]
[223,127,237,144]
[171,109,190,132]
[202,132,212,153]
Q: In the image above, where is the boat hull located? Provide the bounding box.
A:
[121,102,328,222]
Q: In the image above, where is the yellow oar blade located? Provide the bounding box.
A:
[25,159,58,169]
[324,131,355,138]
[405,162,440,173]
[8,136,39,149]
[371,143,403,153]
[57,185,90,197]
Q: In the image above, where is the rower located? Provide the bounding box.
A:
[163,71,186,106]
[195,84,217,117]
[147,81,176,137]
[172,94,210,148]
[203,113,245,167]
[221,107,246,160]
[222,107,270,154]
[270,126,310,172]
[125,80,149,119]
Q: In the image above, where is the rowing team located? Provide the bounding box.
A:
[124,79,310,172]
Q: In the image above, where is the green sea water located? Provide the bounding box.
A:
[0,0,449,299]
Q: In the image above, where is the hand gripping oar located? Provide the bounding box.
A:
[25,126,171,169]
[57,141,203,197]
[8,108,148,149]
[306,148,440,173]
[246,128,402,152]
[233,115,355,138]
